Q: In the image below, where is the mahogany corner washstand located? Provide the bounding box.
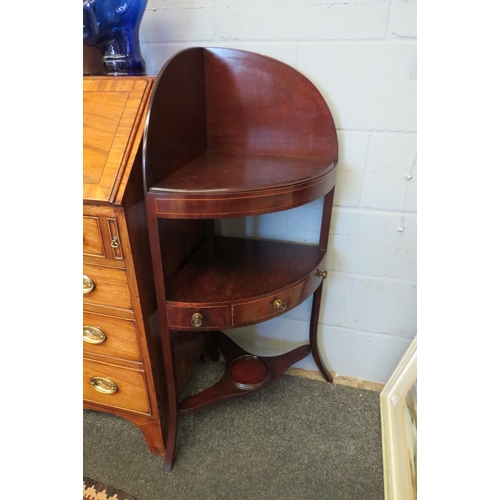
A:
[143,47,339,470]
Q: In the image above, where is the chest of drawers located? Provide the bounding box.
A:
[83,76,167,454]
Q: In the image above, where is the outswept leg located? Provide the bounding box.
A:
[310,282,333,383]
[179,332,311,411]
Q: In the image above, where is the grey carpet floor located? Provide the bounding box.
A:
[83,361,384,500]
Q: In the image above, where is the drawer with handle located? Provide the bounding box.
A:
[83,312,141,362]
[232,275,321,327]
[166,304,230,330]
[83,216,123,261]
[83,264,132,310]
[83,358,150,414]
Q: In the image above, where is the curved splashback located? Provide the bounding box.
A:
[143,47,338,192]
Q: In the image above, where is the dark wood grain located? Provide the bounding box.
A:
[320,187,335,251]
[179,332,312,411]
[152,152,333,193]
[156,218,213,287]
[121,149,170,436]
[167,236,325,303]
[144,47,338,219]
[143,47,206,193]
[145,203,181,471]
[309,281,333,383]
[204,48,337,160]
[231,275,321,328]
[151,167,335,219]
[143,47,338,470]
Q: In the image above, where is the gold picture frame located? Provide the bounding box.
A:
[380,336,417,500]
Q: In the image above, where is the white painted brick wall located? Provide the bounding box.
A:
[139,0,417,384]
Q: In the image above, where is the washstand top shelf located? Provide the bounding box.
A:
[143,47,338,218]
[149,152,333,194]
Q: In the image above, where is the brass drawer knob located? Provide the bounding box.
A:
[83,326,107,345]
[191,313,203,327]
[83,275,95,294]
[316,269,328,279]
[273,299,287,312]
[90,376,118,395]
[111,236,120,249]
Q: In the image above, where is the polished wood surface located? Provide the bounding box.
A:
[231,275,320,327]
[143,47,207,193]
[144,47,338,194]
[83,358,151,414]
[83,78,152,203]
[83,214,124,262]
[83,216,105,257]
[83,264,132,310]
[152,153,333,193]
[203,48,337,160]
[143,48,339,470]
[167,304,229,331]
[167,236,325,303]
[83,312,142,362]
[179,333,312,411]
[84,76,182,456]
[165,236,325,329]
[145,47,337,219]
[151,157,336,219]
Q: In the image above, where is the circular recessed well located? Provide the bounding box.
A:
[228,355,271,390]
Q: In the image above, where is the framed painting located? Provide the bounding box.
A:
[380,336,417,500]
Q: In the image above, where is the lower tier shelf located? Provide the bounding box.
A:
[166,235,327,330]
[179,331,314,411]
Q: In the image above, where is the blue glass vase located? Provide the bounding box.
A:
[83,0,147,76]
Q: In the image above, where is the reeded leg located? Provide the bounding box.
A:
[310,282,333,383]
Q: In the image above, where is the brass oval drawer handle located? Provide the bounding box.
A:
[83,326,107,345]
[273,299,287,312]
[83,275,95,294]
[111,236,120,249]
[90,376,118,395]
[191,313,203,327]
[316,269,328,279]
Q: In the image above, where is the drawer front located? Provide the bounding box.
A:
[232,277,319,327]
[83,264,132,310]
[83,216,105,257]
[83,216,124,261]
[83,312,141,362]
[166,304,229,330]
[83,358,150,415]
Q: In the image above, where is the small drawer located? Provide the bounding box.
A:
[83,312,141,362]
[83,358,150,415]
[83,264,132,310]
[83,216,105,257]
[232,277,319,327]
[83,216,123,261]
[166,304,230,330]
